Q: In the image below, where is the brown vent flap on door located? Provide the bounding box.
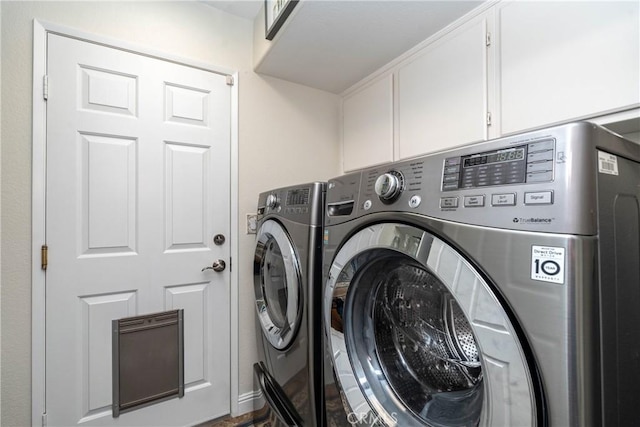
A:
[112,309,184,417]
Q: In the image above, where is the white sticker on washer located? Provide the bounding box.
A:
[531,246,565,284]
[598,151,619,175]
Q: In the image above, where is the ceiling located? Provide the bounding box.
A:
[201,1,262,20]
[203,1,485,94]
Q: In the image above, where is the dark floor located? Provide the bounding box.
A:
[196,405,274,427]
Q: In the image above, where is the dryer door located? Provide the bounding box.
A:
[325,223,537,426]
[254,219,302,350]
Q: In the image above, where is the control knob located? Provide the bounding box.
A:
[374,171,404,202]
[265,194,279,209]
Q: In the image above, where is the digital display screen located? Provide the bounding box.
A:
[286,188,310,206]
[463,147,525,168]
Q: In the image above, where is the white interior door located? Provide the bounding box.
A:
[45,33,231,426]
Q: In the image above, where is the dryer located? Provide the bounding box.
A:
[322,122,640,426]
[253,182,325,426]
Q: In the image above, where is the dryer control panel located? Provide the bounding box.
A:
[257,182,325,227]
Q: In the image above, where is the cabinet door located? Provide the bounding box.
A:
[498,1,640,135]
[342,75,394,172]
[398,14,489,160]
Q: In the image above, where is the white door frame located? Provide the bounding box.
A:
[31,19,240,426]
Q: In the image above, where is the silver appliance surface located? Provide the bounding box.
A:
[253,182,325,427]
[322,122,640,426]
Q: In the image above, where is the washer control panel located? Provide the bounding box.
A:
[329,122,636,235]
[350,123,616,234]
[442,139,555,191]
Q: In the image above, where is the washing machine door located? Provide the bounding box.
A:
[254,219,303,350]
[325,223,538,427]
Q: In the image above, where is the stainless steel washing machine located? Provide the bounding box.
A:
[253,182,325,426]
[322,122,640,426]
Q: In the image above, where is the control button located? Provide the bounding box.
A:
[445,157,461,166]
[528,139,555,153]
[525,191,553,205]
[527,150,554,163]
[464,195,485,207]
[527,161,553,173]
[443,182,459,191]
[363,200,372,210]
[440,197,459,208]
[526,171,553,182]
[443,174,459,183]
[444,165,460,174]
[409,195,422,208]
[491,193,516,206]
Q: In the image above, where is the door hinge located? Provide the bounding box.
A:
[43,75,49,100]
[42,413,47,427]
[226,75,234,86]
[41,245,48,270]
[486,32,492,47]
[229,256,232,272]
[486,112,492,126]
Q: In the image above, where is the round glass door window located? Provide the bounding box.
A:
[254,220,302,350]
[325,223,536,426]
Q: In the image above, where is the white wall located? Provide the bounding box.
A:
[0,5,3,423]
[0,2,340,426]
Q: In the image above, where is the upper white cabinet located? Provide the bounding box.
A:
[254,1,484,94]
[398,13,492,160]
[342,75,394,172]
[497,1,640,135]
[340,0,639,172]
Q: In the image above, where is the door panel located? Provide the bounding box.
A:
[82,133,137,254]
[46,33,231,426]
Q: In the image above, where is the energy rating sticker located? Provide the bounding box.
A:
[531,246,565,284]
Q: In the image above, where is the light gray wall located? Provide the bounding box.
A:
[0,2,340,426]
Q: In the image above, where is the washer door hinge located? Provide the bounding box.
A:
[42,413,48,427]
[226,75,234,86]
[43,75,49,100]
[41,245,48,270]
[486,32,492,47]
[486,112,492,126]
